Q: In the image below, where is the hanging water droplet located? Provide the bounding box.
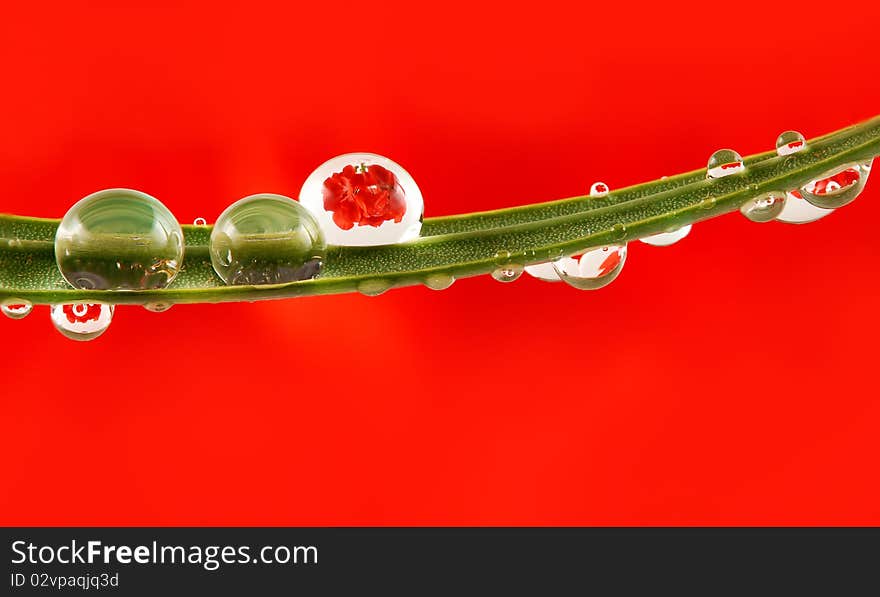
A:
[299,153,424,246]
[193,217,207,226]
[775,190,834,224]
[144,302,173,313]
[54,189,185,290]
[1,299,33,320]
[524,261,563,282]
[799,164,867,209]
[424,273,455,291]
[357,279,392,297]
[740,192,787,223]
[640,225,692,247]
[552,245,627,290]
[706,149,745,179]
[209,194,326,285]
[589,182,610,198]
[50,303,114,341]
[775,131,807,156]
[491,251,523,283]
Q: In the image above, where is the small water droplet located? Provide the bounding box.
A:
[50,303,114,341]
[524,261,563,282]
[799,164,867,209]
[699,196,717,210]
[357,279,392,296]
[552,245,627,290]
[610,223,627,241]
[144,302,173,313]
[707,149,745,179]
[491,264,524,283]
[740,192,787,223]
[424,273,455,291]
[589,181,609,198]
[193,217,207,226]
[1,299,33,320]
[640,225,692,247]
[775,190,834,224]
[775,131,807,156]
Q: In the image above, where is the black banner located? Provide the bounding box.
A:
[2,528,877,594]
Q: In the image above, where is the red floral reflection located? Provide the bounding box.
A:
[811,168,860,195]
[63,304,102,324]
[322,164,406,230]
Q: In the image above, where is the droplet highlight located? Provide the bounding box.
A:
[210,194,326,285]
[552,245,627,290]
[54,189,184,290]
[740,192,787,223]
[707,149,745,179]
[144,302,173,313]
[640,225,692,247]
[50,303,114,341]
[1,300,33,320]
[299,153,424,246]
[775,131,807,156]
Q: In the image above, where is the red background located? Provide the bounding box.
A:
[2,1,878,525]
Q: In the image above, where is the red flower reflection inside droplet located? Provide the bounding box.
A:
[597,248,621,277]
[721,161,743,171]
[811,168,860,195]
[321,164,407,230]
[63,304,102,324]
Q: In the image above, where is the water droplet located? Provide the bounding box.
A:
[699,195,717,210]
[491,251,523,283]
[552,245,627,290]
[707,149,745,179]
[740,192,787,223]
[50,303,114,341]
[589,181,609,198]
[55,189,185,290]
[144,302,173,313]
[775,190,834,224]
[357,279,392,296]
[299,153,424,246]
[524,261,563,282]
[640,225,692,247]
[424,273,455,291]
[775,131,807,156]
[799,164,867,209]
[209,194,326,285]
[1,299,33,320]
[193,217,207,226]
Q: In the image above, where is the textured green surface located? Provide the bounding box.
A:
[1,116,878,305]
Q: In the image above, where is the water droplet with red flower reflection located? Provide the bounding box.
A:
[299,153,424,247]
[50,303,114,341]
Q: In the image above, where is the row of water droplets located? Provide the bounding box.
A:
[2,153,426,340]
[2,132,874,339]
[508,130,873,288]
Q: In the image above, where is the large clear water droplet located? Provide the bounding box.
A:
[589,181,609,198]
[1,299,33,320]
[775,131,807,156]
[707,149,745,179]
[50,303,114,341]
[775,190,834,224]
[55,189,184,290]
[640,225,692,247]
[299,153,424,246]
[799,164,867,209]
[740,191,787,223]
[552,245,627,290]
[210,194,326,286]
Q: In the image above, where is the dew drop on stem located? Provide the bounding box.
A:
[1,299,33,320]
[707,149,745,179]
[776,131,807,156]
[552,245,627,290]
[50,303,114,341]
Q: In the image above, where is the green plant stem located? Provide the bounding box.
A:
[1,116,878,305]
